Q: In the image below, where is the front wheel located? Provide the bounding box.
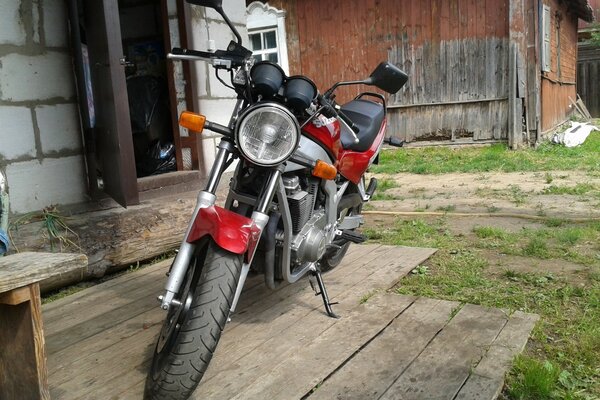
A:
[145,242,242,400]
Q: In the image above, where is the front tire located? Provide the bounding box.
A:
[145,242,242,400]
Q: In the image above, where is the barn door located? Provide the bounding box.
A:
[84,0,139,207]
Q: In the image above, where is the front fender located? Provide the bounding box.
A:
[186,206,261,256]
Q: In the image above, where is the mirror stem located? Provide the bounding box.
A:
[216,6,243,45]
[324,79,370,98]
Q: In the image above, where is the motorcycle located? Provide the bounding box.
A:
[145,0,408,399]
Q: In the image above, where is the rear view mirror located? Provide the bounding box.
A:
[186,0,222,9]
[366,62,408,94]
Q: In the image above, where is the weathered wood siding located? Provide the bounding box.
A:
[541,0,579,132]
[282,0,510,142]
[577,43,600,117]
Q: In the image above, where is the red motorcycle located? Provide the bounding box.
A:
[145,0,407,398]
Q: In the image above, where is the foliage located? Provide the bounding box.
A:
[372,132,600,175]
[9,206,81,252]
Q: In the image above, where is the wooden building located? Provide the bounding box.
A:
[577,0,600,117]
[248,0,594,146]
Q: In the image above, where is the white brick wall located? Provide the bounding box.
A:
[0,0,26,46]
[0,106,36,160]
[6,156,88,213]
[0,52,76,101]
[43,0,69,48]
[197,98,239,126]
[205,0,248,24]
[36,104,82,153]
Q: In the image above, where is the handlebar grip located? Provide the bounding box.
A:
[171,47,214,59]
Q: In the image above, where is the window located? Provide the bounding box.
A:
[249,29,279,64]
[541,4,551,72]
[246,1,289,74]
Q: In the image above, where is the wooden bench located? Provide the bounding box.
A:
[0,252,87,400]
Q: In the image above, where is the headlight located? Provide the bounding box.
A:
[235,103,300,167]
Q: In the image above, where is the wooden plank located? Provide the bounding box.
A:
[46,245,371,377]
[0,285,31,305]
[81,246,435,399]
[0,252,87,293]
[194,249,434,399]
[310,298,460,400]
[379,304,509,400]
[454,311,539,400]
[42,258,170,313]
[0,284,50,400]
[227,294,417,400]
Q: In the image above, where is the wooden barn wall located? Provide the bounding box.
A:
[541,0,579,132]
[577,43,600,117]
[284,0,510,143]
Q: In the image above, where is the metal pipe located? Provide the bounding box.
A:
[256,169,282,214]
[263,212,281,290]
[205,140,234,193]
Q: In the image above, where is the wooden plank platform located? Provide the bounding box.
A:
[43,244,538,400]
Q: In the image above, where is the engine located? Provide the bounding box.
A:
[282,174,329,264]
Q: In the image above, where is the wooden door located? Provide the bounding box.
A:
[84,0,139,207]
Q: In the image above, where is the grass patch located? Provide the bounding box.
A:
[373,132,600,175]
[541,183,598,196]
[507,357,561,400]
[436,205,456,212]
[372,179,401,201]
[368,218,600,398]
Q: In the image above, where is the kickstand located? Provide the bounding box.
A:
[309,269,339,319]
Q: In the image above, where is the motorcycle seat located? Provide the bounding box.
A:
[339,99,385,152]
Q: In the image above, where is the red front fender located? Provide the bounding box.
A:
[186,206,262,258]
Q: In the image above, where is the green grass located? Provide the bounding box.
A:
[541,183,599,196]
[507,357,561,400]
[367,218,600,399]
[372,132,600,175]
[371,179,401,201]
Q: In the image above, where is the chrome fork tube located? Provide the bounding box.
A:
[159,139,234,310]
[229,168,282,314]
[206,140,235,193]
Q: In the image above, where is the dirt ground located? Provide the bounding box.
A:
[364,170,600,286]
[367,170,600,218]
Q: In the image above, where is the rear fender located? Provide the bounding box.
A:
[186,206,262,262]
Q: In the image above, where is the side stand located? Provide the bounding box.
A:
[309,269,339,319]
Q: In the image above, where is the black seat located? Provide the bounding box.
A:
[339,99,385,152]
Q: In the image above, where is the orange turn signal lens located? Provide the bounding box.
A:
[312,160,337,180]
[179,111,206,133]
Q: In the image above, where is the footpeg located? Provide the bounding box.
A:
[309,269,339,319]
[339,230,367,244]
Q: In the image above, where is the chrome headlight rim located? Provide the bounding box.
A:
[235,102,301,167]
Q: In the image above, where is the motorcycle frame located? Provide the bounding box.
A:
[159,110,356,313]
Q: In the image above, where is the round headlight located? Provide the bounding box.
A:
[236,104,300,167]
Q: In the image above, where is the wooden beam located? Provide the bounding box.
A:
[0,284,50,400]
[0,286,31,305]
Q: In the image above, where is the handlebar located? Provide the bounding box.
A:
[168,44,251,69]
[317,94,360,143]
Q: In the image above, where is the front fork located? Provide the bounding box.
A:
[159,139,280,313]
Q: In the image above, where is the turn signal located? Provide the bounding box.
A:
[179,111,206,133]
[312,160,337,180]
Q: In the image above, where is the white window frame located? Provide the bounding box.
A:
[246,1,289,74]
[541,4,552,72]
[249,28,280,63]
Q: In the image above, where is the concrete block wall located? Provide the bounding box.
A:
[0,0,87,214]
[188,0,249,171]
